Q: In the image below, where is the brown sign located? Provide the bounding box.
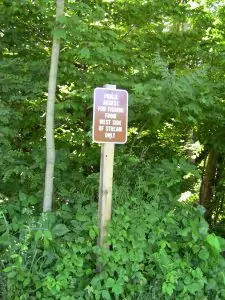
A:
[93,87,128,143]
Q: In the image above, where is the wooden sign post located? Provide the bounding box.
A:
[92,84,128,248]
[98,139,115,248]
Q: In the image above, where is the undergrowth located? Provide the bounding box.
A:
[0,158,225,299]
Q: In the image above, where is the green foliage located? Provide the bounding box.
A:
[0,200,98,299]
[1,159,225,299]
[1,0,225,298]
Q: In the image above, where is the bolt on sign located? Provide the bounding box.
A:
[93,87,128,143]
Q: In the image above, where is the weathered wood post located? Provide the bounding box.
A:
[98,84,116,248]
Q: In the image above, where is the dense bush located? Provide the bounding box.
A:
[1,159,225,299]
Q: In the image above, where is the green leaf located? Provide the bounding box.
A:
[35,230,43,242]
[218,236,225,251]
[102,290,111,300]
[23,277,31,287]
[162,282,174,296]
[207,278,216,290]
[79,47,90,59]
[89,228,97,239]
[19,191,26,203]
[192,244,200,253]
[199,219,209,235]
[28,195,38,205]
[106,278,115,288]
[57,15,68,25]
[3,266,13,273]
[188,282,203,294]
[6,270,17,278]
[198,248,209,260]
[133,83,146,95]
[52,224,70,237]
[44,230,53,241]
[112,283,123,296]
[206,234,221,252]
[184,275,192,285]
[180,227,190,237]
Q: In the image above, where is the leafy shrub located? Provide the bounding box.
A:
[1,159,225,299]
[94,200,225,300]
[0,200,98,300]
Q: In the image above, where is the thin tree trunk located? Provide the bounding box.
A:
[43,0,64,212]
[199,150,218,221]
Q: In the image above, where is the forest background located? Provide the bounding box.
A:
[1,0,225,299]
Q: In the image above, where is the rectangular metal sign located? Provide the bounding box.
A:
[92,87,128,144]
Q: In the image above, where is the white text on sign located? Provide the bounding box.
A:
[93,88,128,143]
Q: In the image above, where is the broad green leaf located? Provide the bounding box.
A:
[207,279,216,290]
[180,227,190,237]
[3,266,13,273]
[102,290,111,300]
[188,282,203,294]
[89,228,97,239]
[44,230,53,241]
[206,234,221,252]
[106,278,115,288]
[23,277,31,287]
[218,236,225,251]
[19,191,26,203]
[52,224,70,237]
[162,283,174,296]
[199,219,209,235]
[28,195,38,205]
[198,248,209,260]
[184,275,192,285]
[35,230,43,242]
[79,48,90,59]
[112,283,123,296]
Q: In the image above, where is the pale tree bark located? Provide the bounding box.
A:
[43,0,64,212]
